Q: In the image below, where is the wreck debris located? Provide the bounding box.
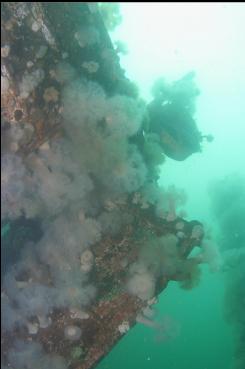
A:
[1,3,207,369]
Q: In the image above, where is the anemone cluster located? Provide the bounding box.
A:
[1,4,209,367]
[1,55,188,367]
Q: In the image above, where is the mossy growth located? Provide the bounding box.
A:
[142,133,166,167]
[98,3,122,31]
[137,130,166,181]
[70,346,84,361]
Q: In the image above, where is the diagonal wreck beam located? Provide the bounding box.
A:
[1,3,205,369]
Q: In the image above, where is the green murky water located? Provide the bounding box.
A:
[97,4,245,369]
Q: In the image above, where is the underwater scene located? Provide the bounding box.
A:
[1,3,245,369]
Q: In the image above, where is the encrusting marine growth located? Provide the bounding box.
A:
[1,3,218,369]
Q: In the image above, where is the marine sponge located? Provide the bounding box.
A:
[64,325,82,341]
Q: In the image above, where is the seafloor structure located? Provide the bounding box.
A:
[1,3,211,369]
